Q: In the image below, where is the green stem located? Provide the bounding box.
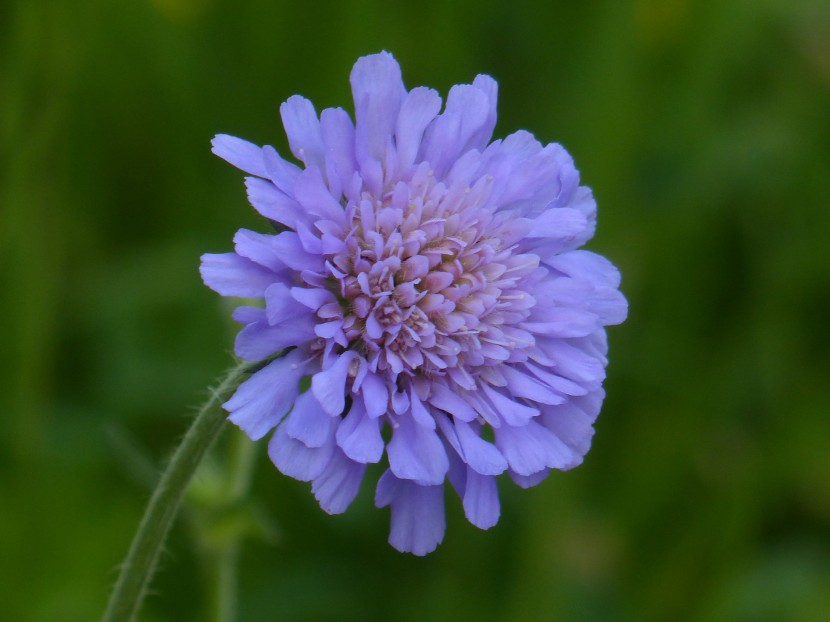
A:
[209,539,242,622]
[208,430,258,622]
[102,360,250,622]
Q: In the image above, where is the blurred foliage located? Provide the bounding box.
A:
[2,0,830,620]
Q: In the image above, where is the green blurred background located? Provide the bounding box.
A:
[2,0,829,620]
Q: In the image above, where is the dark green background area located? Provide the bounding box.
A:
[2,0,829,620]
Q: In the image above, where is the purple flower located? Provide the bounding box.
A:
[201,52,627,555]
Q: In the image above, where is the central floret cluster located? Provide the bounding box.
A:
[201,52,627,555]
[321,165,537,384]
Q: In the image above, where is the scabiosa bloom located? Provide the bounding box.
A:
[201,52,627,555]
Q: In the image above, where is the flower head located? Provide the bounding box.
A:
[201,52,627,555]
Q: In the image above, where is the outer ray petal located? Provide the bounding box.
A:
[375,470,446,556]
[268,415,336,482]
[312,449,367,514]
[211,134,267,178]
[463,469,500,530]
[280,95,325,171]
[199,253,275,298]
[387,414,449,485]
[224,350,309,441]
[284,390,334,448]
[351,51,403,163]
[335,399,384,463]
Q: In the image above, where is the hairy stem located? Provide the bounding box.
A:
[102,360,250,622]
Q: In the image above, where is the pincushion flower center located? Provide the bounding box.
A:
[321,180,537,380]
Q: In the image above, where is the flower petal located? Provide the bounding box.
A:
[261,145,302,193]
[284,390,334,448]
[387,414,449,485]
[211,134,267,178]
[233,229,284,272]
[375,470,446,556]
[351,51,403,162]
[268,416,336,482]
[395,86,442,175]
[200,252,275,298]
[264,282,312,325]
[536,339,606,385]
[234,315,314,361]
[224,350,309,441]
[244,177,304,229]
[454,420,508,475]
[269,231,325,273]
[335,399,384,463]
[426,382,478,422]
[539,390,604,458]
[291,286,335,311]
[463,469,500,530]
[468,74,498,150]
[409,391,436,429]
[494,419,577,476]
[280,95,325,170]
[523,361,589,397]
[480,383,539,427]
[311,449,367,514]
[544,249,622,288]
[521,307,599,338]
[420,84,490,177]
[500,364,567,405]
[510,468,550,489]
[525,207,588,240]
[293,165,345,223]
[320,107,356,192]
[311,351,358,416]
[360,371,389,418]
